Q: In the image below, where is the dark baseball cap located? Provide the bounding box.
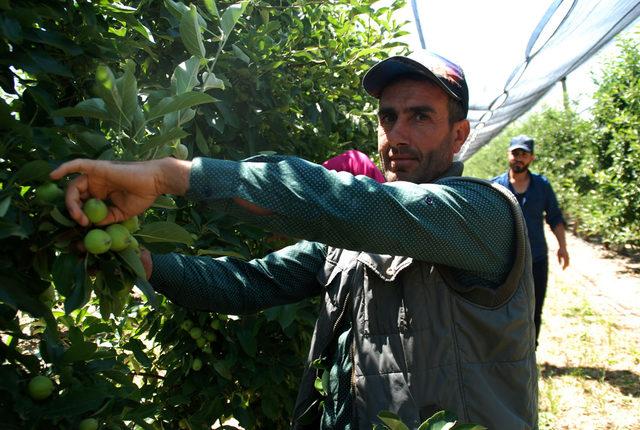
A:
[509,135,535,153]
[362,51,469,117]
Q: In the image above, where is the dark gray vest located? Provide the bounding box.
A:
[293,177,538,429]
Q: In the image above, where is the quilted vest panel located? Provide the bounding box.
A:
[292,179,538,430]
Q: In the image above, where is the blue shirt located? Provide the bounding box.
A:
[492,171,565,262]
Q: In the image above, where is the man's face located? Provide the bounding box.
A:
[377,79,469,183]
[508,148,534,174]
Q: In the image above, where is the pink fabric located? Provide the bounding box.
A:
[322,149,386,183]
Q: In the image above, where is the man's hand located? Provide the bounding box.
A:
[140,248,153,280]
[50,157,192,226]
[557,247,570,270]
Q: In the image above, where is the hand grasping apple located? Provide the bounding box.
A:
[49,157,192,226]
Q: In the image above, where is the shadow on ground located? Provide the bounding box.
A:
[540,362,640,398]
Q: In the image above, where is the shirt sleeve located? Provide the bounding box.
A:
[543,178,565,228]
[184,155,514,284]
[150,240,326,314]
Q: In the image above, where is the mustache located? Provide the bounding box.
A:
[387,147,420,157]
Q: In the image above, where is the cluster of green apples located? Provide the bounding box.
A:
[179,317,226,371]
[33,183,140,256]
[81,198,140,255]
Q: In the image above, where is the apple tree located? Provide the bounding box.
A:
[0,0,407,428]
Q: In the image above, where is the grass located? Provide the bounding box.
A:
[536,245,640,430]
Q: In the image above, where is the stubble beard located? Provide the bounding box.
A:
[510,162,530,174]
[381,141,454,184]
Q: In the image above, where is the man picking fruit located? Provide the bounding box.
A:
[52,51,538,430]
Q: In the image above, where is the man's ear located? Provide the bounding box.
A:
[452,119,470,153]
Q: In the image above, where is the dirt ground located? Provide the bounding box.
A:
[537,229,640,429]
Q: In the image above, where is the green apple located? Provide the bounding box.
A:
[189,327,202,340]
[78,418,99,430]
[191,357,202,371]
[106,224,132,251]
[173,143,189,160]
[28,375,54,400]
[35,183,63,203]
[180,319,194,331]
[83,198,108,224]
[121,216,140,233]
[84,229,112,255]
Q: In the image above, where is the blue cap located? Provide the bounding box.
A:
[509,135,534,153]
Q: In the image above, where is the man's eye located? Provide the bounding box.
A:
[415,112,429,121]
[379,114,395,124]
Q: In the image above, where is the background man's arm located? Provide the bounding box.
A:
[543,178,569,269]
[552,223,570,269]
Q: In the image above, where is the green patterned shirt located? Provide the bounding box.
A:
[150,155,515,428]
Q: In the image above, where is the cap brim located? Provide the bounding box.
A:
[509,144,533,152]
[362,56,461,101]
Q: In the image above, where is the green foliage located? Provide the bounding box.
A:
[0,0,407,428]
[376,409,487,430]
[466,31,639,249]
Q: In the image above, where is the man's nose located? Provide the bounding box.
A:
[386,120,409,147]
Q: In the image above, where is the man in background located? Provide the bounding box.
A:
[492,135,570,345]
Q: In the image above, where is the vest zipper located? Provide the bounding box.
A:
[332,291,351,334]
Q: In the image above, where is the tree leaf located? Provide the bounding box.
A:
[213,359,232,380]
[53,98,110,121]
[180,4,205,58]
[146,92,217,121]
[202,71,225,90]
[172,56,201,94]
[41,386,108,417]
[377,411,410,430]
[95,65,126,124]
[63,262,90,314]
[417,410,458,430]
[0,195,11,217]
[0,15,23,43]
[141,128,189,154]
[194,124,208,154]
[117,247,146,280]
[203,0,219,18]
[136,221,194,245]
[20,50,73,77]
[134,276,159,308]
[61,339,97,363]
[51,253,79,297]
[12,159,52,183]
[116,59,139,121]
[236,327,256,357]
[231,44,250,64]
[220,1,248,38]
[50,206,76,227]
[0,220,29,239]
[151,195,177,209]
[0,274,51,320]
[124,338,152,368]
[133,19,155,42]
